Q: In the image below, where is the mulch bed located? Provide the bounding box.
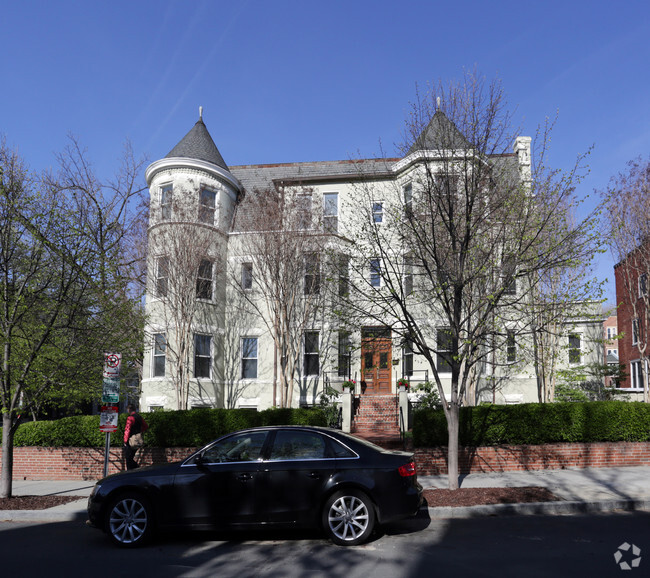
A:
[0,495,82,510]
[422,486,561,507]
[0,487,561,511]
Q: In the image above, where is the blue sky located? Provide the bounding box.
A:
[2,0,649,303]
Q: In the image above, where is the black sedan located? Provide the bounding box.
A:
[87,426,422,547]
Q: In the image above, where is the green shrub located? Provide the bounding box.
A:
[414,401,650,447]
[7,407,328,448]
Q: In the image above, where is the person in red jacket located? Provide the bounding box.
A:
[123,404,148,470]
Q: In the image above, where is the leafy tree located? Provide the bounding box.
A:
[0,137,146,498]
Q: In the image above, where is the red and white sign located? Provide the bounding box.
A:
[103,353,122,378]
[99,406,119,432]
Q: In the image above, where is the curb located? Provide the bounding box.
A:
[425,498,650,519]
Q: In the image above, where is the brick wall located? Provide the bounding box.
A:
[3,442,650,481]
[414,442,650,475]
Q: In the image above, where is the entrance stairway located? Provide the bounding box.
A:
[351,395,403,450]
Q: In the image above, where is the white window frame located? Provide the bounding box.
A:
[194,334,212,379]
[639,273,648,298]
[152,333,166,378]
[403,183,413,218]
[196,259,214,300]
[372,201,384,224]
[304,253,321,295]
[155,256,169,298]
[199,188,216,225]
[296,194,313,230]
[304,331,320,376]
[370,258,381,288]
[241,262,253,290]
[323,192,338,233]
[632,318,640,346]
[161,184,172,220]
[241,337,258,380]
[568,333,581,364]
[506,330,516,363]
[630,359,644,390]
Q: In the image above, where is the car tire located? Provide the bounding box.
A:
[322,489,376,546]
[105,492,154,547]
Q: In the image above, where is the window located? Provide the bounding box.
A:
[435,174,459,196]
[194,334,212,378]
[304,253,320,295]
[161,185,172,220]
[241,337,258,379]
[152,333,166,377]
[631,360,644,389]
[199,189,216,224]
[269,430,327,460]
[241,262,253,290]
[437,327,453,373]
[196,259,213,300]
[156,256,169,298]
[568,333,581,364]
[297,194,312,230]
[640,273,648,298]
[507,330,516,363]
[633,319,641,345]
[502,256,517,295]
[338,331,351,378]
[202,431,268,463]
[372,201,383,224]
[304,331,319,376]
[323,192,338,233]
[403,339,414,377]
[403,183,413,218]
[403,256,413,296]
[338,254,349,297]
[606,326,618,340]
[370,258,381,287]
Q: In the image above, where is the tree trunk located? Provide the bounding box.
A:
[445,404,460,490]
[1,413,14,499]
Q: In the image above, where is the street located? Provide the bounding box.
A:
[1,510,648,577]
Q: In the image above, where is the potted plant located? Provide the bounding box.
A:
[341,380,356,392]
[397,378,410,391]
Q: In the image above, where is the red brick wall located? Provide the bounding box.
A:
[3,442,650,481]
[414,442,650,475]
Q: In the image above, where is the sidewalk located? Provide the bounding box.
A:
[2,466,650,523]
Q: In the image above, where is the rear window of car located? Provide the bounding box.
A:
[269,430,328,460]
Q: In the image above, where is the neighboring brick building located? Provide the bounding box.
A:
[614,241,650,397]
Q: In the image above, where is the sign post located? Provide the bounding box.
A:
[101,353,122,478]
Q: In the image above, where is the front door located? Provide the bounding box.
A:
[361,327,392,394]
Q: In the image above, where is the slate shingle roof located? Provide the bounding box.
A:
[407,110,472,155]
[166,118,230,172]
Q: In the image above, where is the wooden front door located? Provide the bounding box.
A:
[361,328,392,395]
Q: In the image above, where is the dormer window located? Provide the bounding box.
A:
[199,189,216,224]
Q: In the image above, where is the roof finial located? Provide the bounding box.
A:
[436,97,441,110]
[199,106,203,120]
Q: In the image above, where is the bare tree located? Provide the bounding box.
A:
[229,185,329,407]
[148,199,223,410]
[340,72,601,489]
[604,157,650,402]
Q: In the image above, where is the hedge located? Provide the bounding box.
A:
[413,401,650,447]
[7,407,328,448]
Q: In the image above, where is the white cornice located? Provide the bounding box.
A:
[146,157,243,193]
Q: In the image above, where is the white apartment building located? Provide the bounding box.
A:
[140,110,602,412]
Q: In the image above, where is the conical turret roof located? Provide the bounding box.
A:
[407,110,471,155]
[166,115,229,171]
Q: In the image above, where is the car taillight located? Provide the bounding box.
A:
[398,461,417,477]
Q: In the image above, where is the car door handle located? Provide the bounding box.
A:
[237,473,253,482]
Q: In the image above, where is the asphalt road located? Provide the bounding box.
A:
[1,510,648,577]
